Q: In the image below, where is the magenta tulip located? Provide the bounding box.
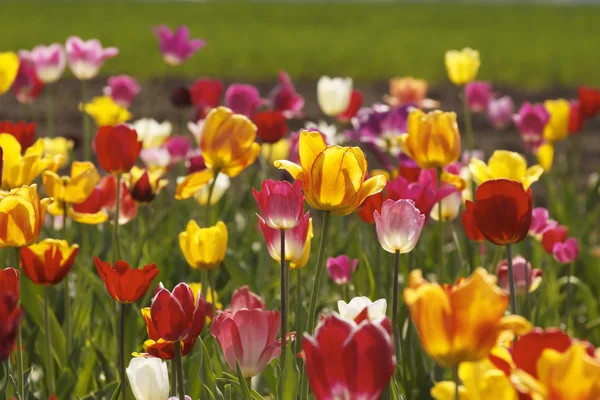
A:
[152,25,205,66]
[497,255,542,295]
[253,180,304,230]
[269,70,304,118]
[513,102,550,151]
[553,237,580,264]
[488,95,514,129]
[165,136,191,163]
[224,84,263,117]
[374,199,425,254]
[465,81,491,112]
[21,44,66,84]
[529,207,557,239]
[65,36,118,80]
[326,255,358,285]
[103,75,141,108]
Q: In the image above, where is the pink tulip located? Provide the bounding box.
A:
[513,102,550,151]
[302,314,395,400]
[225,84,264,117]
[374,199,425,254]
[228,286,265,314]
[152,25,206,66]
[165,136,191,163]
[529,207,558,239]
[327,255,358,285]
[258,212,310,263]
[553,238,580,264]
[253,180,304,230]
[12,52,44,104]
[103,75,141,108]
[488,95,515,129]
[269,71,304,118]
[465,81,491,112]
[21,44,66,84]
[211,309,291,377]
[497,255,542,295]
[65,36,118,80]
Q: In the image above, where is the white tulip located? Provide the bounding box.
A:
[429,191,462,222]
[305,120,339,145]
[126,357,169,400]
[187,119,205,143]
[337,296,387,321]
[130,118,172,149]
[317,76,353,117]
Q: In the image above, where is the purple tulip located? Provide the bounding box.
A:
[488,95,514,130]
[103,75,141,108]
[513,102,550,151]
[21,44,66,84]
[553,238,580,264]
[465,81,491,112]
[327,255,358,285]
[152,25,205,66]
[225,84,264,117]
[65,36,118,80]
[351,104,412,156]
[269,71,304,118]
[165,136,191,163]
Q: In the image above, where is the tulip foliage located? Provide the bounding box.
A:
[0,32,599,400]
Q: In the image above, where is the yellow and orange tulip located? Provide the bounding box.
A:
[0,134,52,190]
[179,220,228,270]
[469,150,544,189]
[0,184,51,248]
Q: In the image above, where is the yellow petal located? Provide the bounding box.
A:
[175,170,214,200]
[67,207,109,224]
[536,143,554,172]
[469,158,492,185]
[0,52,20,95]
[431,382,466,400]
[273,160,303,179]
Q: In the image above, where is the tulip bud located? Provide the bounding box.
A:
[578,86,600,118]
[20,239,79,286]
[497,255,542,295]
[317,76,353,116]
[179,221,228,270]
[126,357,169,400]
[165,136,191,163]
[124,166,167,204]
[529,207,557,239]
[253,180,304,230]
[224,84,263,117]
[541,225,568,254]
[513,102,550,152]
[269,71,304,118]
[326,255,358,285]
[94,125,142,174]
[103,75,140,108]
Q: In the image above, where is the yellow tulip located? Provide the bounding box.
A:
[275,130,386,216]
[290,217,313,269]
[43,137,74,172]
[179,220,228,270]
[399,109,461,169]
[431,357,518,400]
[0,52,19,95]
[543,99,570,143]
[80,96,132,127]
[0,184,51,248]
[536,143,554,172]
[445,48,481,85]
[403,267,531,367]
[261,138,290,164]
[0,134,52,190]
[188,282,223,310]
[469,150,543,189]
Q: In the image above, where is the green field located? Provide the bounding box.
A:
[1,1,600,87]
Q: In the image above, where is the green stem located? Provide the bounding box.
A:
[119,303,128,400]
[245,377,252,393]
[204,170,219,226]
[174,341,186,400]
[44,287,55,395]
[295,269,303,355]
[505,244,518,316]
[450,224,469,276]
[113,174,122,263]
[170,360,177,397]
[392,250,400,337]
[567,261,575,332]
[437,167,445,282]
[201,270,208,299]
[523,238,532,319]
[82,80,91,161]
[63,204,72,352]
[300,211,331,400]
[280,229,287,370]
[452,365,460,400]
[46,83,54,137]
[14,247,24,400]
[208,269,216,319]
[342,284,349,303]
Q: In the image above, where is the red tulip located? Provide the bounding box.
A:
[228,286,265,314]
[150,282,205,342]
[190,77,223,115]
[467,179,532,245]
[541,225,568,254]
[357,191,384,224]
[140,307,196,360]
[568,101,584,134]
[94,125,142,174]
[0,291,21,362]
[253,110,288,144]
[0,268,19,301]
[253,179,304,230]
[337,90,363,123]
[302,314,395,400]
[20,240,79,286]
[94,257,159,303]
[269,70,304,118]
[0,120,36,150]
[461,202,485,243]
[97,175,139,225]
[211,308,291,377]
[578,86,600,118]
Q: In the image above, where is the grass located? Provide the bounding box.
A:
[1,1,600,87]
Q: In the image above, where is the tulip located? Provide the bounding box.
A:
[81,96,132,127]
[496,255,542,295]
[170,87,192,108]
[126,357,169,400]
[290,217,314,269]
[541,225,568,254]
[261,138,290,165]
[101,174,139,225]
[337,296,386,321]
[224,84,263,117]
[179,220,228,270]
[21,44,66,84]
[385,76,429,107]
[0,268,19,299]
[529,207,557,239]
[103,75,141,108]
[140,307,196,360]
[0,185,51,248]
[12,53,43,104]
[469,150,543,189]
[193,172,230,205]
[465,81,491,112]
[0,52,20,95]
[488,95,514,129]
[228,286,266,314]
[553,237,580,264]
[429,191,461,222]
[185,151,206,174]
[569,101,584,134]
[42,137,73,171]
[151,282,206,342]
[0,290,21,362]
[94,257,159,304]
[337,90,363,122]
[20,239,78,286]
[543,99,570,143]
[578,86,600,118]
[400,109,461,169]
[275,130,386,215]
[352,104,411,157]
[65,36,118,80]
[165,136,191,163]
[130,118,172,149]
[259,212,310,263]
[253,180,304,230]
[269,70,304,118]
[404,267,531,367]
[0,120,36,150]
[317,76,353,116]
[190,77,223,115]
[327,255,358,285]
[461,203,485,243]
[124,166,167,204]
[211,308,291,377]
[513,102,550,151]
[302,313,395,400]
[445,47,481,85]
[0,134,52,190]
[374,199,425,254]
[95,125,142,174]
[253,110,288,144]
[153,25,205,65]
[535,142,554,172]
[188,282,222,321]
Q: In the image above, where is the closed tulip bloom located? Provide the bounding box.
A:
[535,142,554,172]
[211,308,290,377]
[81,96,132,127]
[124,166,167,204]
[465,81,491,112]
[541,225,568,254]
[94,257,159,303]
[43,161,101,218]
[139,307,196,359]
[302,314,395,400]
[253,110,288,144]
[275,130,386,215]
[568,101,584,134]
[65,36,118,80]
[404,268,531,367]
[179,220,228,270]
[317,76,353,116]
[0,120,36,150]
[103,75,140,108]
[429,191,462,222]
[513,102,550,151]
[445,48,481,85]
[153,25,205,66]
[461,202,485,242]
[543,99,570,143]
[529,207,557,239]
[467,179,532,246]
[0,52,19,95]
[95,125,142,174]
[269,70,304,118]
[22,44,66,84]
[259,212,310,263]
[578,86,600,118]
[337,296,387,321]
[327,255,358,285]
[253,179,304,229]
[0,134,52,190]
[374,199,425,254]
[0,184,51,248]
[228,286,265,314]
[224,84,263,117]
[553,237,580,264]
[0,268,19,300]
[0,291,21,362]
[126,357,169,400]
[469,150,543,189]
[497,255,542,295]
[151,282,206,342]
[488,96,515,130]
[399,109,461,169]
[20,239,78,286]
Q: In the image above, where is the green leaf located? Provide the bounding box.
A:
[198,338,223,400]
[235,362,252,400]
[110,381,121,400]
[224,384,232,400]
[277,346,298,400]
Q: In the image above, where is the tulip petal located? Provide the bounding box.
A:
[175,169,214,200]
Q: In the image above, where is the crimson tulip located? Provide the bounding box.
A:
[190,77,223,116]
[0,291,21,362]
[0,120,36,150]
[253,110,288,144]
[94,257,159,303]
[461,201,485,242]
[0,268,19,300]
[140,307,196,360]
[541,224,568,254]
[95,125,142,174]
[578,86,600,118]
[269,70,304,118]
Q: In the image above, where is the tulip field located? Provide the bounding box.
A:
[1,2,600,400]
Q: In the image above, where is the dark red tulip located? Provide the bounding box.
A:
[467,179,533,246]
[541,225,568,254]
[0,120,36,150]
[0,268,19,301]
[94,257,159,303]
[578,86,600,118]
[185,152,207,174]
[269,70,304,118]
[253,110,288,144]
[461,202,485,243]
[0,291,21,362]
[568,101,584,134]
[170,87,192,108]
[337,90,363,123]
[94,125,142,174]
[140,307,196,360]
[190,77,223,112]
[150,282,205,342]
